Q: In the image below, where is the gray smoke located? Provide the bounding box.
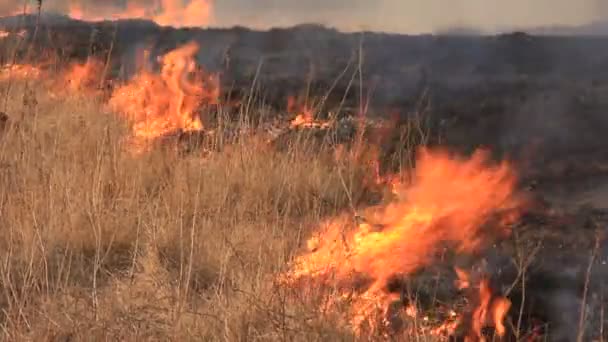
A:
[2,0,608,34]
[215,0,608,34]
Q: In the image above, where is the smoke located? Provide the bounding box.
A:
[1,0,607,33]
[1,0,213,28]
[214,0,607,33]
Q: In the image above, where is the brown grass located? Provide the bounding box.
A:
[0,76,413,341]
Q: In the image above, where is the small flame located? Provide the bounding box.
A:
[62,59,105,92]
[0,63,43,80]
[457,269,511,340]
[455,266,471,290]
[280,147,520,337]
[109,41,219,151]
[469,278,511,341]
[287,95,331,129]
[154,0,213,27]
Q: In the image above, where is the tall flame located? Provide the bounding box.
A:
[281,147,520,337]
[109,41,219,148]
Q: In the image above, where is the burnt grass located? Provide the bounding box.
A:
[2,14,608,340]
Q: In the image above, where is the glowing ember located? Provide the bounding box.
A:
[68,0,213,28]
[280,148,521,337]
[109,41,219,149]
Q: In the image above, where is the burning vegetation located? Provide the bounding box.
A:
[3,1,213,28]
[0,63,42,80]
[280,148,520,339]
[109,41,219,150]
[0,9,606,342]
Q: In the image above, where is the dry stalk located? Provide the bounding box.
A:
[576,231,601,342]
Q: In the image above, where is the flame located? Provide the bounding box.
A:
[0,31,9,39]
[154,0,213,27]
[287,95,332,129]
[109,41,219,149]
[62,58,105,92]
[456,269,512,341]
[470,279,511,340]
[0,63,43,80]
[68,0,213,28]
[280,147,520,337]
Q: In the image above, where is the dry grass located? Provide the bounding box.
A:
[0,77,411,341]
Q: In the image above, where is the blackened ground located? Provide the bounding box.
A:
[5,15,608,190]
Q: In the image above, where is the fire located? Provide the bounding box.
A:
[0,63,43,80]
[287,95,332,129]
[456,269,512,341]
[62,58,105,92]
[154,0,213,27]
[68,0,214,28]
[280,148,520,338]
[109,41,219,149]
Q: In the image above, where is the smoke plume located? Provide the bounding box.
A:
[2,0,213,28]
[1,0,607,33]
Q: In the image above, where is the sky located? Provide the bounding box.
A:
[2,0,607,34]
[215,0,606,33]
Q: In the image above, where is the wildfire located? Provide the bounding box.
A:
[62,58,105,92]
[280,148,521,339]
[287,95,332,129]
[0,63,43,80]
[68,0,213,28]
[109,41,219,150]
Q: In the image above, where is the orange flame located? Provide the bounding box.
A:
[287,95,331,129]
[109,41,219,149]
[0,63,43,80]
[280,147,520,336]
[62,59,105,92]
[456,269,512,340]
[469,279,511,341]
[68,0,213,27]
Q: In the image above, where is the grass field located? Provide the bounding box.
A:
[2,18,606,339]
[0,68,423,340]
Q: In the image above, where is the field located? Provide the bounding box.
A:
[0,14,607,341]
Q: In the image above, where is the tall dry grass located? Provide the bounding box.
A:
[0,74,420,340]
